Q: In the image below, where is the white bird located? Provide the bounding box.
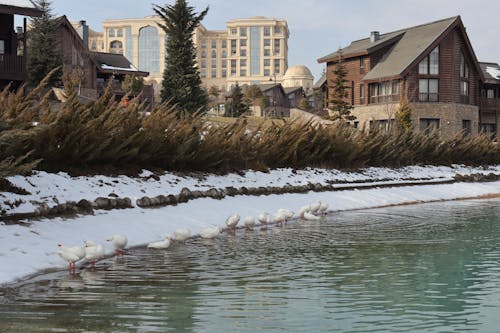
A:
[310,201,321,214]
[298,205,311,219]
[200,226,221,239]
[277,208,294,222]
[107,234,128,256]
[172,228,191,242]
[84,241,104,268]
[226,214,240,230]
[273,211,287,225]
[318,201,329,215]
[304,211,321,221]
[257,212,271,225]
[244,216,256,230]
[147,236,171,249]
[58,244,85,273]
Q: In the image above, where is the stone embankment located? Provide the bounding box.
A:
[1,173,499,223]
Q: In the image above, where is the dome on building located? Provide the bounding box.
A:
[282,65,314,91]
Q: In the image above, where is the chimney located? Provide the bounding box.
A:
[76,20,89,47]
[370,31,380,43]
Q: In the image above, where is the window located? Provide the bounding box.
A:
[211,50,216,58]
[108,28,115,37]
[240,27,247,37]
[487,89,495,99]
[221,60,227,68]
[460,52,469,78]
[201,59,206,68]
[201,40,206,49]
[264,27,270,36]
[369,80,400,103]
[230,28,237,35]
[240,59,246,67]
[211,39,217,48]
[419,79,439,102]
[264,49,270,57]
[221,40,227,48]
[231,39,237,48]
[480,124,496,138]
[274,39,280,54]
[360,84,365,103]
[418,46,439,75]
[240,39,247,47]
[222,50,227,58]
[264,69,270,76]
[240,49,247,57]
[274,26,282,34]
[211,59,216,68]
[460,81,469,96]
[240,69,246,77]
[91,40,97,50]
[462,120,472,135]
[211,69,217,78]
[231,60,236,68]
[201,69,206,78]
[201,50,206,58]
[222,69,227,78]
[360,56,365,70]
[0,40,5,55]
[274,59,280,73]
[117,28,123,37]
[109,40,123,54]
[264,39,270,47]
[264,59,270,67]
[419,118,440,134]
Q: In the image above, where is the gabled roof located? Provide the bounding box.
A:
[313,73,327,89]
[0,0,42,16]
[91,52,149,76]
[284,86,303,95]
[480,62,500,84]
[318,16,483,82]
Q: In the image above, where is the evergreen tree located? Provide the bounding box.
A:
[27,0,62,87]
[225,83,249,117]
[122,75,145,97]
[153,0,208,114]
[395,97,412,131]
[328,53,355,121]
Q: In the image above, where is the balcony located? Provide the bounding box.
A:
[480,98,500,110]
[0,54,26,82]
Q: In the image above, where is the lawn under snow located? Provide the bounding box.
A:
[1,165,500,286]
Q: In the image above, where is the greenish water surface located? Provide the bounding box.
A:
[1,199,499,332]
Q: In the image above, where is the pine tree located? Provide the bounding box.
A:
[153,0,208,114]
[395,97,412,131]
[329,53,355,122]
[225,83,249,117]
[27,0,62,87]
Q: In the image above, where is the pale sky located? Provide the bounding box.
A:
[41,0,500,80]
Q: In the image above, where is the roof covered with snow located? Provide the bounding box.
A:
[91,52,149,76]
[0,0,42,16]
[480,62,500,83]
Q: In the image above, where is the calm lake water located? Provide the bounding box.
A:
[1,199,500,332]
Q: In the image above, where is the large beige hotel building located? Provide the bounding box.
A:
[88,16,289,92]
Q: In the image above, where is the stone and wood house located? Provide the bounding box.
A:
[318,16,499,139]
[0,0,41,90]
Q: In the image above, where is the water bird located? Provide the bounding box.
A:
[257,212,271,225]
[304,211,321,221]
[147,236,171,249]
[244,216,256,230]
[277,208,294,222]
[310,201,321,214]
[226,214,240,230]
[200,226,221,239]
[298,205,311,219]
[319,201,329,215]
[57,244,85,273]
[107,234,128,256]
[273,211,287,225]
[172,228,191,242]
[84,241,104,268]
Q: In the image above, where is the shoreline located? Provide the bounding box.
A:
[1,165,500,287]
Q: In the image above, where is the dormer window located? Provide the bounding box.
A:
[418,46,439,75]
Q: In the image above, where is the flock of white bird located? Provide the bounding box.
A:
[57,200,329,273]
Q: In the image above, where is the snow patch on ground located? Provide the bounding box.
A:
[1,165,500,286]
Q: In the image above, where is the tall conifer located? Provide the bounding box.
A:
[153,0,208,114]
[27,0,62,87]
[328,53,355,122]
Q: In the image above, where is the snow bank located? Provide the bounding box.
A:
[1,165,500,286]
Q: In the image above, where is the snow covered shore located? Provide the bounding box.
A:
[1,165,500,286]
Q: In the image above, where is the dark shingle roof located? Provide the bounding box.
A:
[318,16,462,81]
[91,52,149,76]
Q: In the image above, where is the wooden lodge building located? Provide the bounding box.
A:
[318,16,500,139]
[0,0,41,90]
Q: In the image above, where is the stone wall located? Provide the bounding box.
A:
[352,102,479,137]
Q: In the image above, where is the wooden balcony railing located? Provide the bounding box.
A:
[0,54,26,81]
[480,98,500,110]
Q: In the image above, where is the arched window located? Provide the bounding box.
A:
[211,50,216,58]
[201,50,206,58]
[222,50,227,58]
[109,40,123,54]
[108,28,115,37]
[138,26,160,74]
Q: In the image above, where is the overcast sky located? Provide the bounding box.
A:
[44,0,499,80]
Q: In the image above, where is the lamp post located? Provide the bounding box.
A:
[269,73,277,117]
